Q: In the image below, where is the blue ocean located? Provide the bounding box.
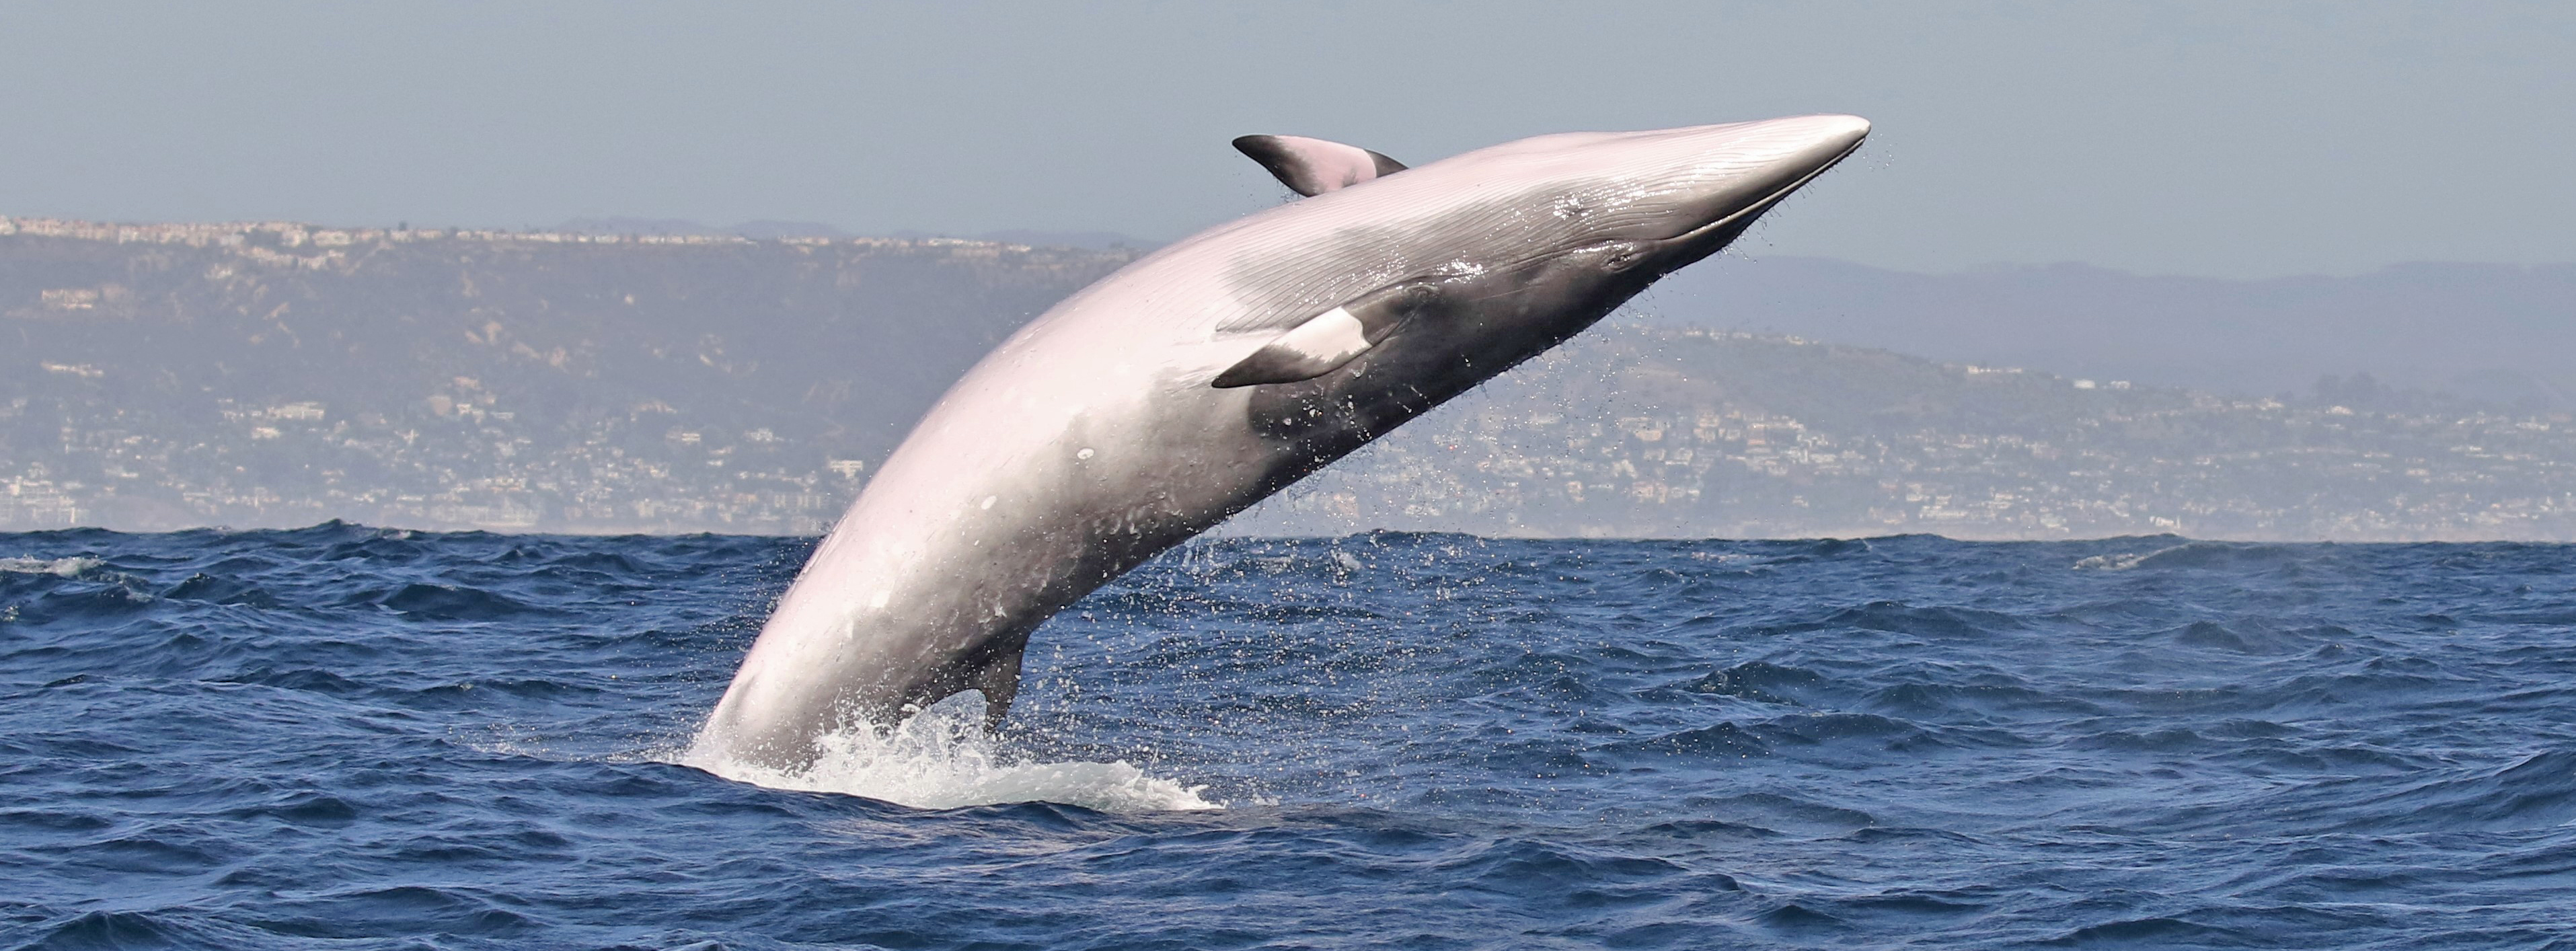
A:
[4,525,2573,949]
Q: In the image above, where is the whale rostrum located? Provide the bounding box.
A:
[691,116,1871,770]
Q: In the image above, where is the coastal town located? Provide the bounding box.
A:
[5,215,2571,540]
[8,332,2571,540]
[1248,332,2576,539]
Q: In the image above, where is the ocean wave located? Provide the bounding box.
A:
[6,525,2575,948]
[2073,539,2306,572]
[0,556,102,578]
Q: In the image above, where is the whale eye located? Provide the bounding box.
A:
[1598,241,1646,274]
[1393,282,1441,307]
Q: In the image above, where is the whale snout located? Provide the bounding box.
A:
[1759,114,1870,184]
[1683,112,1870,204]
[1694,113,1868,156]
[1610,113,1868,259]
[1782,113,1871,150]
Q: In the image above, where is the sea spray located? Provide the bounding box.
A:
[682,692,1219,813]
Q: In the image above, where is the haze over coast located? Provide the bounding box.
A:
[4,215,2569,540]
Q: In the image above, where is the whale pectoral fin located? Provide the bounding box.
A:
[1212,283,1429,389]
[973,643,1026,730]
[1232,135,1407,196]
[1212,306,1376,387]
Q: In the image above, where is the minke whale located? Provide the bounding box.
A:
[693,115,1870,769]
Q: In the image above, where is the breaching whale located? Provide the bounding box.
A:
[693,115,1870,769]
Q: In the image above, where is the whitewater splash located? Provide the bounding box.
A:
[2072,539,2297,572]
[680,693,1220,814]
[0,556,103,578]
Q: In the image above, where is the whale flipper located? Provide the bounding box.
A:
[1212,282,1431,387]
[1232,135,1406,196]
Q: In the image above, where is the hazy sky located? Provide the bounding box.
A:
[3,1,2569,277]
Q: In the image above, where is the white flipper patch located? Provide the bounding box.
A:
[1211,307,1373,388]
[1213,282,1436,389]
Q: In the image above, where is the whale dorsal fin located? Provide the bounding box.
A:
[1232,135,1407,197]
[1213,282,1434,387]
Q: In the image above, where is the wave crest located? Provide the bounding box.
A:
[0,556,104,577]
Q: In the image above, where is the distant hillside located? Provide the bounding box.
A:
[1,222,1131,443]
[1232,326,2576,540]
[0,217,1135,531]
[3,215,2571,539]
[1649,256,2576,410]
[549,217,1155,250]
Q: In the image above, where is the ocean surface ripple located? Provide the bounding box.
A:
[5,524,2574,949]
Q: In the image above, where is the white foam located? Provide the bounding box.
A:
[2074,544,2186,571]
[0,556,102,577]
[682,693,1220,814]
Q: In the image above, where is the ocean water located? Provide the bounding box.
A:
[4,524,2574,950]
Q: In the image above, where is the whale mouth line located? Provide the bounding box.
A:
[1655,133,1870,250]
[1416,129,1872,286]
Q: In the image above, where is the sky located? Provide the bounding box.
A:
[1,1,2569,278]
